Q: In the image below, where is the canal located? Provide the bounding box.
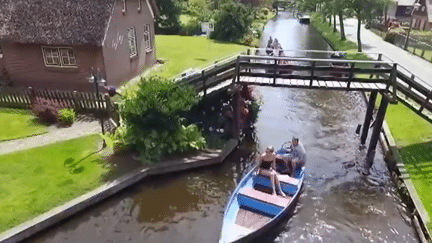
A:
[26,13,419,243]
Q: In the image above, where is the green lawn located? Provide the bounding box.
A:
[154,35,248,78]
[311,14,432,233]
[0,108,48,141]
[407,47,432,63]
[0,134,111,233]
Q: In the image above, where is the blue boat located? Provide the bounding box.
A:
[219,143,305,243]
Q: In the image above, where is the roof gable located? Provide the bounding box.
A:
[0,0,117,46]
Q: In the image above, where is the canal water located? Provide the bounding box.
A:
[26,13,419,243]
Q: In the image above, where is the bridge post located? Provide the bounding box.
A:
[365,94,389,170]
[202,70,206,98]
[360,91,377,144]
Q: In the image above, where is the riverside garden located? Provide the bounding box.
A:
[0,0,273,234]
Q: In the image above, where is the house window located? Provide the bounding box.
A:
[0,44,3,58]
[127,27,138,57]
[42,47,77,67]
[138,0,141,12]
[143,24,152,51]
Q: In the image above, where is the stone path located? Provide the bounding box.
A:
[0,115,110,155]
[336,18,432,88]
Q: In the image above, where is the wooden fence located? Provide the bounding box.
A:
[0,86,115,115]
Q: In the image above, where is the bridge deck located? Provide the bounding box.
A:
[239,76,388,91]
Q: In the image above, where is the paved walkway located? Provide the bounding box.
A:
[0,115,108,155]
[338,19,432,88]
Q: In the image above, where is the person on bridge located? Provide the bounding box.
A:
[256,146,287,197]
[266,36,273,55]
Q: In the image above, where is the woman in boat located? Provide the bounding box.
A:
[256,146,287,197]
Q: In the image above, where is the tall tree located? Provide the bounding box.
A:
[155,0,182,34]
[348,0,376,52]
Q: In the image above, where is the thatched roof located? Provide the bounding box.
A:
[0,0,158,46]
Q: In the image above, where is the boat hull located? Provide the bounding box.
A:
[220,158,305,243]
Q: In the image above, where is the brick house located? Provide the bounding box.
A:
[0,0,159,91]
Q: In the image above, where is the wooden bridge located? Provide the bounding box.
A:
[177,49,432,170]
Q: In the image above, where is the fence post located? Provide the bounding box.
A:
[233,56,240,83]
[72,91,80,112]
[28,86,36,107]
[390,64,398,102]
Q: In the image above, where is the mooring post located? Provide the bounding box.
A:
[232,88,240,139]
[360,91,378,144]
[365,94,389,170]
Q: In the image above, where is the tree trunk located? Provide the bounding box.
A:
[333,14,337,32]
[339,11,346,40]
[329,15,332,26]
[357,12,362,52]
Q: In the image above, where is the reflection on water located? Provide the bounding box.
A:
[26,12,418,243]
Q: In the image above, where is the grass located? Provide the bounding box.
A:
[0,108,48,141]
[153,35,248,78]
[407,47,432,62]
[0,134,111,233]
[311,13,432,233]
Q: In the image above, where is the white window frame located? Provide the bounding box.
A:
[122,0,127,13]
[42,47,77,67]
[127,27,138,58]
[143,24,152,51]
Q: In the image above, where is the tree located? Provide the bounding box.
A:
[155,0,182,34]
[211,0,254,42]
[348,0,378,52]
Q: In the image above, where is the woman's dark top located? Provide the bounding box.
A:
[260,160,273,170]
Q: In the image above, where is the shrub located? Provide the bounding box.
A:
[384,27,405,44]
[119,76,205,163]
[32,98,62,124]
[210,0,254,42]
[262,7,269,16]
[181,18,202,36]
[58,108,75,126]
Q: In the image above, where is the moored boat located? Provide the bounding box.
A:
[219,143,305,243]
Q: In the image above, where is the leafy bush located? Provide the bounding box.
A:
[384,27,405,44]
[119,76,206,163]
[58,108,75,126]
[262,7,269,16]
[32,98,62,124]
[155,0,182,34]
[210,0,254,42]
[181,18,202,36]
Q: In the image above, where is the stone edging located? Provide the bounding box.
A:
[0,138,239,243]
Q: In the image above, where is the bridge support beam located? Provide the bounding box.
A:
[360,91,378,144]
[365,94,389,171]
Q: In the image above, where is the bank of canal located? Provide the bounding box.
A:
[23,12,419,243]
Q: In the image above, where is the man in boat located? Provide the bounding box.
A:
[276,137,306,176]
[256,146,287,197]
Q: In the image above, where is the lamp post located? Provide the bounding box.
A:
[88,68,107,143]
[403,1,421,50]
